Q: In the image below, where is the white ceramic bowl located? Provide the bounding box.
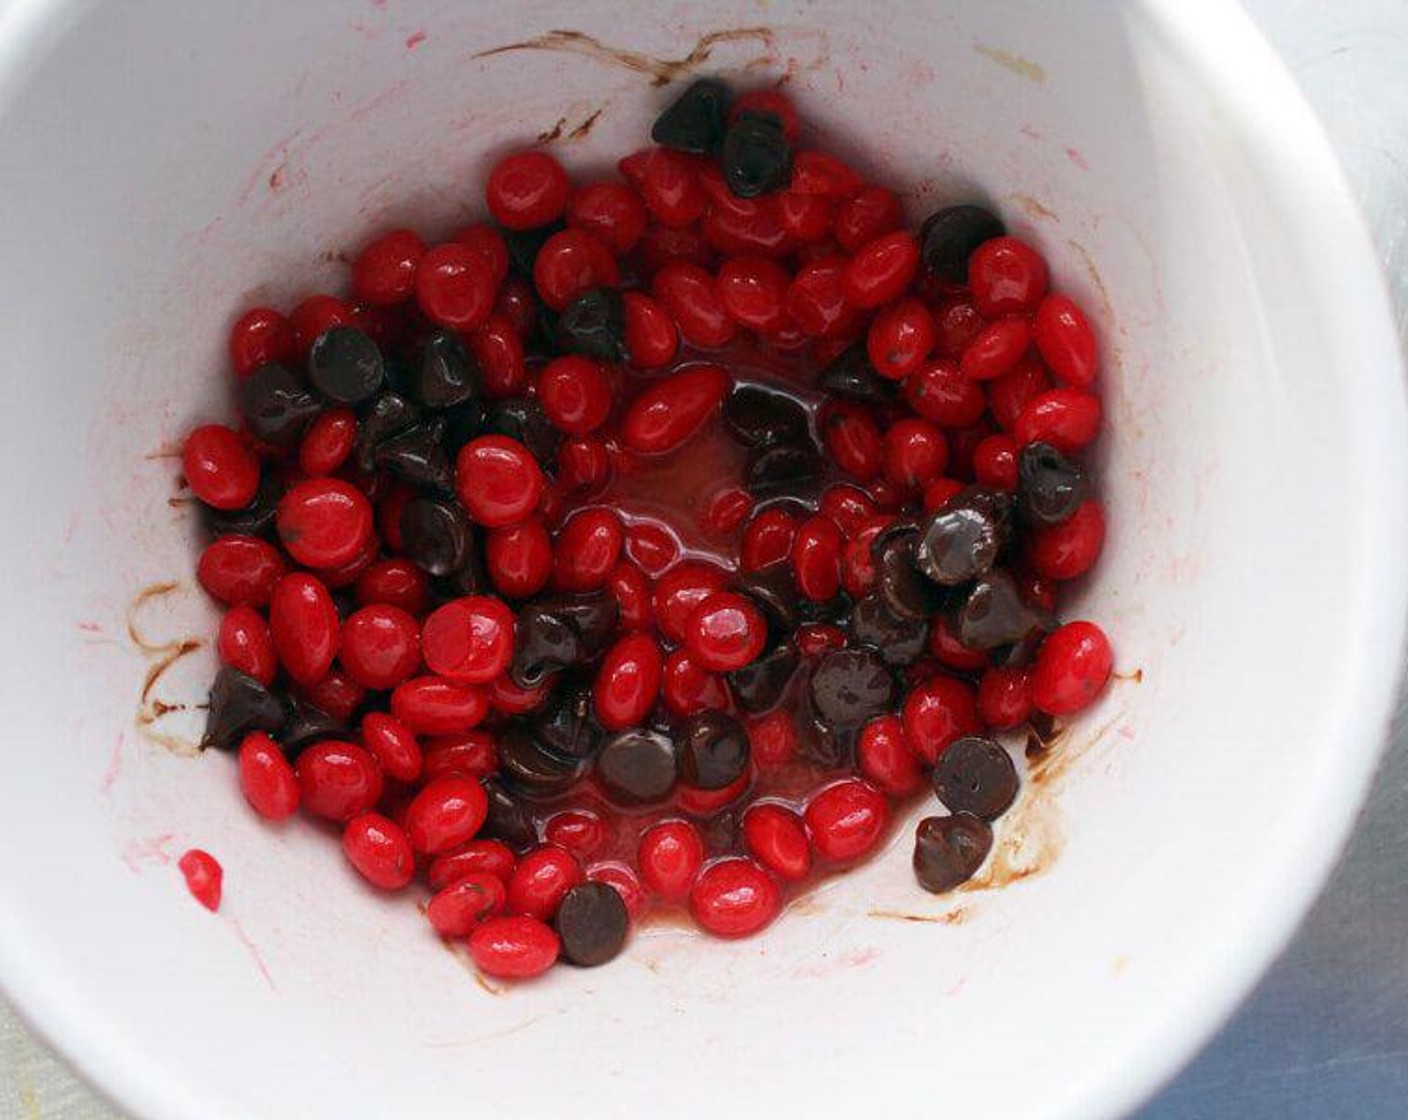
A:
[0,1,1403,1117]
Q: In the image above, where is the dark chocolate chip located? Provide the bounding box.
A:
[441,401,488,455]
[874,529,952,621]
[538,592,620,661]
[955,570,1054,651]
[913,813,993,893]
[202,667,284,752]
[931,736,1020,820]
[722,385,810,447]
[732,563,800,634]
[746,441,825,496]
[308,326,385,405]
[399,496,471,576]
[849,594,929,666]
[918,205,1006,284]
[728,639,799,713]
[797,592,854,626]
[558,287,627,362]
[480,778,538,851]
[501,220,564,279]
[357,393,420,471]
[799,715,853,769]
[381,354,417,398]
[203,469,281,538]
[720,112,792,198]
[528,676,601,759]
[511,606,582,690]
[278,697,346,758]
[438,540,491,597]
[596,728,678,805]
[498,724,584,797]
[238,363,322,448]
[913,485,1013,587]
[808,648,897,728]
[486,396,559,466]
[557,881,630,967]
[373,417,453,491]
[413,329,479,410]
[817,342,899,404]
[677,709,750,790]
[650,78,731,155]
[1017,441,1088,528]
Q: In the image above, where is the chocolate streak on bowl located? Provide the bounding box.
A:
[128,581,206,756]
[473,28,779,87]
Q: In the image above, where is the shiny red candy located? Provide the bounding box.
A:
[339,604,422,690]
[685,592,767,672]
[638,820,705,902]
[183,425,259,511]
[455,436,545,528]
[486,150,570,230]
[295,741,384,822]
[421,596,515,684]
[342,813,415,890]
[689,859,781,938]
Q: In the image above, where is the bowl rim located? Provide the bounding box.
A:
[0,1,1404,1118]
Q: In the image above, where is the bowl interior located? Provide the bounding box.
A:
[0,2,1402,1118]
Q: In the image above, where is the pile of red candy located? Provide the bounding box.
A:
[187,79,1113,980]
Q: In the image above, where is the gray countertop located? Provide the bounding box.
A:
[3,3,1407,1117]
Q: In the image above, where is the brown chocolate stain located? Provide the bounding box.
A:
[868,907,967,925]
[536,116,568,143]
[439,935,506,995]
[127,581,205,756]
[1008,192,1058,222]
[1066,239,1116,334]
[473,27,778,87]
[973,44,1047,85]
[568,108,604,140]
